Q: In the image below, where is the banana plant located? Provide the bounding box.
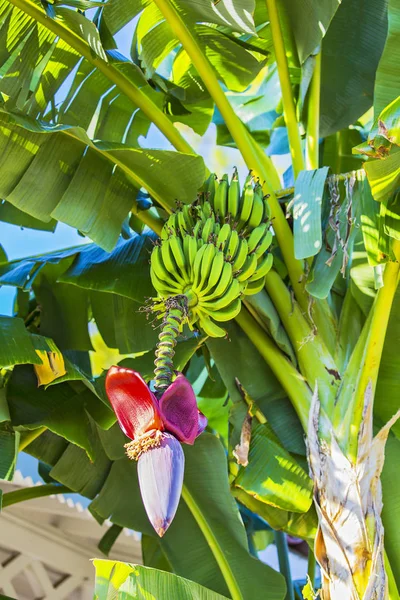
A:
[0,1,399,599]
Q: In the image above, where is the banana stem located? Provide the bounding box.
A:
[274,531,295,600]
[235,307,311,430]
[305,51,321,170]
[337,240,400,460]
[153,296,188,391]
[152,0,307,312]
[266,0,305,178]
[264,272,339,409]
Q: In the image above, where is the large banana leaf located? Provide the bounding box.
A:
[93,560,229,600]
[374,0,400,114]
[375,286,400,440]
[254,0,340,64]
[103,0,256,36]
[319,0,388,136]
[7,364,114,457]
[26,419,285,599]
[207,321,306,456]
[0,315,41,367]
[0,110,205,250]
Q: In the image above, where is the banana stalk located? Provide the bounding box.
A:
[308,385,400,600]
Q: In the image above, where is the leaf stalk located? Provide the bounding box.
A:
[265,0,305,177]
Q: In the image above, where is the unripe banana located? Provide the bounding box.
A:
[193,221,202,239]
[161,239,186,285]
[151,269,181,297]
[151,246,174,285]
[200,278,241,311]
[195,243,217,293]
[186,235,198,273]
[200,250,225,295]
[248,183,264,229]
[254,230,273,258]
[237,252,258,282]
[227,229,239,259]
[169,236,189,282]
[202,201,213,220]
[201,261,232,301]
[238,177,254,229]
[214,174,229,219]
[243,277,266,296]
[248,223,268,253]
[202,215,216,243]
[263,196,271,221]
[204,174,218,204]
[208,297,241,322]
[250,253,273,281]
[198,314,226,338]
[232,238,248,272]
[228,168,240,218]
[216,223,231,252]
[192,244,208,289]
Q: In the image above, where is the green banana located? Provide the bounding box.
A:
[151,246,175,285]
[193,220,202,239]
[250,253,273,281]
[254,230,273,257]
[263,196,271,221]
[237,252,258,282]
[200,250,225,295]
[227,228,239,259]
[216,223,231,252]
[214,174,229,219]
[228,168,240,218]
[243,277,266,296]
[201,261,232,301]
[209,297,241,322]
[202,201,213,220]
[198,314,226,338]
[204,174,218,204]
[248,223,268,253]
[200,278,241,311]
[177,207,191,236]
[151,269,181,297]
[161,238,186,285]
[238,177,254,228]
[202,215,215,243]
[186,235,198,273]
[232,238,249,271]
[195,243,217,293]
[169,236,189,281]
[248,183,264,228]
[192,244,208,289]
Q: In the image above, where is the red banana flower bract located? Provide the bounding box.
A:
[105,366,207,536]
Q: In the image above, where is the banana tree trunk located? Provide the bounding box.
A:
[307,384,400,600]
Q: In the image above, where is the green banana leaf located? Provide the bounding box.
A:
[207,321,306,456]
[7,364,114,457]
[0,110,205,250]
[93,560,230,600]
[233,422,313,513]
[0,315,41,367]
[320,0,388,136]
[374,0,400,114]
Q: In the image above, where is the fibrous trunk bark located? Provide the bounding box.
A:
[307,383,400,600]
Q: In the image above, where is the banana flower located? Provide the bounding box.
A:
[105,366,207,536]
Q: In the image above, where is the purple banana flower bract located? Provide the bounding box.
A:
[138,432,184,537]
[105,366,207,536]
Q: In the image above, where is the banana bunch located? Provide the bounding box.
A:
[150,170,274,338]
